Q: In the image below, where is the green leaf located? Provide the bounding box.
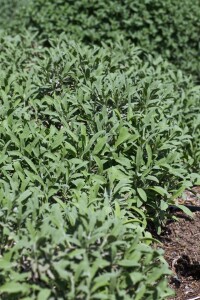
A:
[114,200,121,217]
[118,259,140,267]
[92,273,116,293]
[23,157,38,174]
[135,283,146,300]
[176,204,193,217]
[83,130,105,156]
[37,289,51,300]
[137,188,147,202]
[0,282,29,294]
[136,147,143,170]
[146,175,159,183]
[129,272,143,285]
[171,185,186,200]
[149,186,169,196]
[145,144,152,167]
[51,132,64,150]
[17,190,32,202]
[115,127,131,148]
[160,200,168,211]
[93,136,107,155]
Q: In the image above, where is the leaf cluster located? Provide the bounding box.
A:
[0,33,199,298]
[0,1,200,298]
[1,0,200,81]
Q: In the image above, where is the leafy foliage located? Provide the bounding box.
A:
[0,1,200,299]
[0,32,199,298]
[1,0,200,80]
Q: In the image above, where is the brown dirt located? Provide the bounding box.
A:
[155,187,200,300]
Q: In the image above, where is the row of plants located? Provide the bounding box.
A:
[0,32,199,299]
[0,0,200,298]
[1,0,200,81]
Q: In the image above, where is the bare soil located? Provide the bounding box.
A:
[155,187,200,300]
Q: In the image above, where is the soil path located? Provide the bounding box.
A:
[155,187,200,300]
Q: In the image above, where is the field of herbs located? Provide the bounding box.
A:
[0,1,200,299]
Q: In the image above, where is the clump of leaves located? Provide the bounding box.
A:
[0,199,172,299]
[0,33,199,298]
[1,0,200,81]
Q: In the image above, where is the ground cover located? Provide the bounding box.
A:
[0,1,200,299]
[0,31,199,300]
[1,0,200,81]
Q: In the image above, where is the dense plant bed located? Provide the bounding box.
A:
[1,0,200,81]
[0,31,199,298]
